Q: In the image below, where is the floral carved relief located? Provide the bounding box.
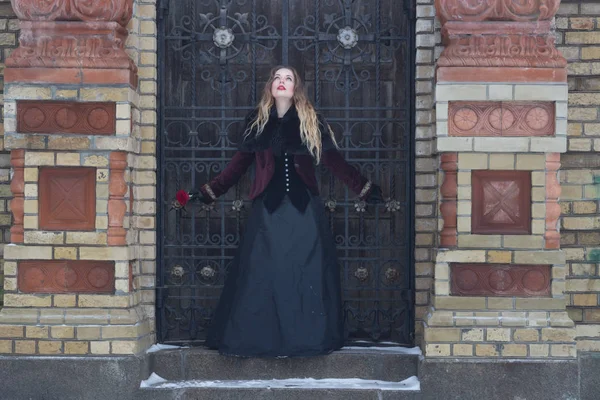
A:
[435,0,561,24]
[451,264,551,297]
[449,101,555,136]
[438,34,566,68]
[12,0,133,26]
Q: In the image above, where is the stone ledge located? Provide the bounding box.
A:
[437,137,567,153]
[436,250,566,264]
[4,245,136,261]
[436,83,568,102]
[4,133,140,153]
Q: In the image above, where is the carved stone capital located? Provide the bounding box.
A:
[435,0,560,24]
[11,0,133,26]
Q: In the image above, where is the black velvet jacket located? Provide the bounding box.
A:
[200,106,376,207]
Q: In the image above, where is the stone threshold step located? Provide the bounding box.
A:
[148,345,422,382]
[138,374,421,400]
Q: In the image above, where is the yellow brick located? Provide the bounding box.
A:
[454,312,475,326]
[0,309,38,324]
[487,251,512,263]
[531,171,545,186]
[15,340,36,354]
[475,344,499,357]
[25,152,54,166]
[489,154,515,170]
[516,298,565,310]
[456,217,471,232]
[64,309,109,324]
[111,340,139,355]
[56,153,81,166]
[453,344,473,356]
[435,296,486,310]
[487,298,513,310]
[55,90,78,99]
[502,312,527,327]
[23,200,38,214]
[515,154,545,170]
[424,328,460,342]
[76,327,101,340]
[530,344,549,357]
[458,154,488,170]
[26,326,49,339]
[51,326,75,339]
[38,341,62,355]
[83,155,109,167]
[541,328,575,342]
[78,295,129,308]
[95,216,109,230]
[427,311,453,326]
[501,344,527,357]
[90,341,111,355]
[65,232,107,245]
[24,184,38,197]
[458,235,502,248]
[64,341,89,355]
[47,137,90,150]
[457,171,471,185]
[23,216,38,230]
[514,329,539,342]
[54,247,78,260]
[475,312,500,326]
[573,201,598,214]
[0,340,12,353]
[462,328,484,342]
[551,344,576,357]
[80,88,129,102]
[487,328,511,342]
[425,344,451,357]
[53,294,77,307]
[6,86,52,100]
[3,294,52,307]
[0,325,24,338]
[24,231,64,245]
[503,236,543,249]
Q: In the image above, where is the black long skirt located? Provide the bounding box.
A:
[205,192,344,357]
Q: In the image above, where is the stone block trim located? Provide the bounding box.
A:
[439,153,560,251]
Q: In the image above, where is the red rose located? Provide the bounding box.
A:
[176,190,190,207]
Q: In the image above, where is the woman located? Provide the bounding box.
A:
[194,66,383,358]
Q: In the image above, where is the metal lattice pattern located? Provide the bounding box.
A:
[157,0,415,346]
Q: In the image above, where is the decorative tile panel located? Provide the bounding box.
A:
[18,260,114,293]
[39,167,96,231]
[450,263,551,297]
[472,170,531,235]
[448,102,555,137]
[17,101,116,135]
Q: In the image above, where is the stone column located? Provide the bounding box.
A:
[0,0,152,356]
[426,0,575,359]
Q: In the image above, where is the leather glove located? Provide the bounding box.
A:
[365,184,384,205]
[189,189,213,205]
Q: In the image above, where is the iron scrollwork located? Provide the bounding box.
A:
[158,0,414,346]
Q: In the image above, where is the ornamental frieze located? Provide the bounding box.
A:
[435,0,560,23]
[438,34,567,68]
[11,0,133,26]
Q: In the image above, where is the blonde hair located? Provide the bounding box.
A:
[244,65,338,164]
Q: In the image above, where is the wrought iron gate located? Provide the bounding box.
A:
[157,0,415,346]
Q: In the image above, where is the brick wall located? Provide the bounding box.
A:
[414,0,441,346]
[0,1,18,307]
[556,1,600,352]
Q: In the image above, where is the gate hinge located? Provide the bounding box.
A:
[158,0,170,20]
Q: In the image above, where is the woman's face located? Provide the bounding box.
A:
[270,68,295,100]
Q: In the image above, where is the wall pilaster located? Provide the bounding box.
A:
[426,0,575,358]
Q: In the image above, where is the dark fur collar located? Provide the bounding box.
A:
[238,105,336,155]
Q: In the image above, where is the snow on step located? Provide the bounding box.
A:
[141,373,420,391]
